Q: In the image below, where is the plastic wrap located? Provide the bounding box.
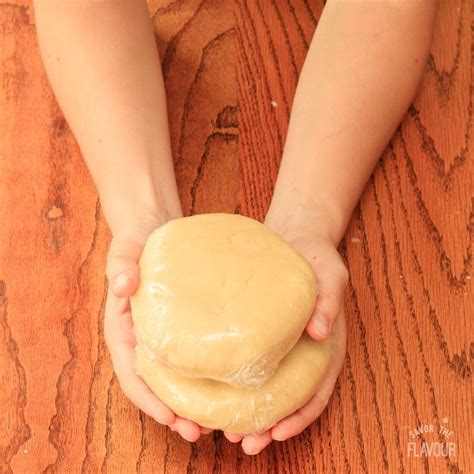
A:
[135,333,332,434]
[130,213,317,388]
[130,213,328,434]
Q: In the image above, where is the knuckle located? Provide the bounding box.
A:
[298,409,314,427]
[321,292,341,317]
[316,393,330,413]
[338,264,349,286]
[107,236,133,261]
[107,246,126,265]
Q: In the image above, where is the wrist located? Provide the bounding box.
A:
[106,204,178,238]
[100,178,183,237]
[265,193,347,247]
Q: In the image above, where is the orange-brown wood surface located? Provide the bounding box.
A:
[1,1,472,473]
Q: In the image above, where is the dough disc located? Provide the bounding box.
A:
[136,333,331,434]
[131,213,317,387]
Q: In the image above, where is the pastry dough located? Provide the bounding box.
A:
[131,213,317,388]
[136,333,331,434]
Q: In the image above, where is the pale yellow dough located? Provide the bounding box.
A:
[131,213,317,388]
[136,333,331,434]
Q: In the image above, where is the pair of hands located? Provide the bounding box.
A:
[104,213,348,455]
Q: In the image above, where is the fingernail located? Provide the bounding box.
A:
[114,272,131,290]
[311,314,329,337]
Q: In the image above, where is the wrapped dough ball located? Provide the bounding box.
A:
[131,213,332,433]
[131,213,317,388]
[136,332,331,434]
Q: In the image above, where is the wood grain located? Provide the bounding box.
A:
[0,0,472,472]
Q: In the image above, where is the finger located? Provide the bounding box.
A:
[106,234,145,297]
[169,417,201,442]
[224,432,243,443]
[271,384,333,442]
[117,364,175,426]
[241,431,273,455]
[272,314,345,441]
[200,427,213,434]
[307,257,348,340]
[104,295,176,426]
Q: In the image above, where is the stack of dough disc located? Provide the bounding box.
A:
[131,213,331,434]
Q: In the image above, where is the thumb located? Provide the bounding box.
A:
[106,232,148,298]
[306,250,348,341]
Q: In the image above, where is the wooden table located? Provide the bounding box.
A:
[1,1,472,472]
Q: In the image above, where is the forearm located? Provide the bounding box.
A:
[267,0,437,245]
[34,0,182,234]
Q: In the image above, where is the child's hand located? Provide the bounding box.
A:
[224,222,348,454]
[103,217,210,442]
